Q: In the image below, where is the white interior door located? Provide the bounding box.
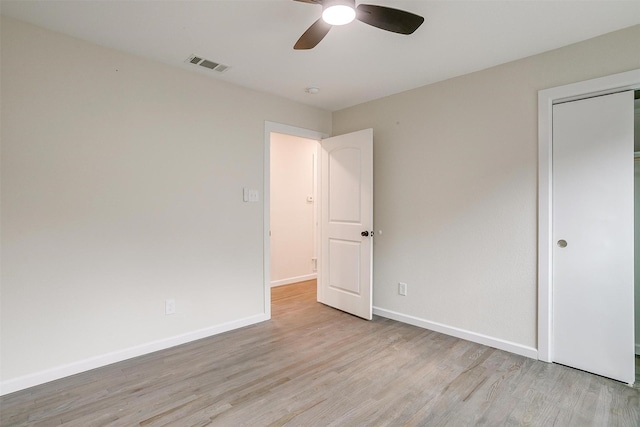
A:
[552,90,634,384]
[319,128,373,320]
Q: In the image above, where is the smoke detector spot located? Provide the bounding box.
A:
[185,55,230,73]
[306,87,320,94]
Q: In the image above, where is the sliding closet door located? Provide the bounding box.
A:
[552,90,634,384]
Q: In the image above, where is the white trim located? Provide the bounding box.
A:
[537,68,640,363]
[270,273,317,288]
[312,151,318,273]
[0,313,268,396]
[373,307,538,360]
[264,121,328,316]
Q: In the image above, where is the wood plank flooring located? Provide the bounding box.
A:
[1,280,638,426]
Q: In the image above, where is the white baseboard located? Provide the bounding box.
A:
[373,307,538,360]
[0,313,269,396]
[270,273,317,288]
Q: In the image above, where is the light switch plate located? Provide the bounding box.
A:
[248,189,259,202]
[165,299,176,315]
[398,282,407,296]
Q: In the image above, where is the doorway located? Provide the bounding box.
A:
[264,123,375,321]
[263,122,327,318]
[269,132,319,288]
[537,69,640,385]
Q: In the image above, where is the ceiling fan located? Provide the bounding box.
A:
[293,0,424,49]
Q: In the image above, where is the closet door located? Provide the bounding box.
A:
[552,90,634,384]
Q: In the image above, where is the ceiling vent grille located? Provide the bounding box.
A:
[185,55,230,73]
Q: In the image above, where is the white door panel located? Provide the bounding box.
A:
[329,147,362,223]
[328,239,361,294]
[552,91,634,384]
[320,129,373,320]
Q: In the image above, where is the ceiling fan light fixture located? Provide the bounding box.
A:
[293,0,424,50]
[322,0,356,26]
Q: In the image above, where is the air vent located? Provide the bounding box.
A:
[199,60,219,70]
[185,55,230,73]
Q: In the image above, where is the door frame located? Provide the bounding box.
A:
[537,68,640,363]
[263,121,329,318]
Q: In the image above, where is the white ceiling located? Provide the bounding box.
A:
[2,0,640,112]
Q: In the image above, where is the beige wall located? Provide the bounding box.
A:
[270,133,318,286]
[0,16,331,390]
[333,25,640,351]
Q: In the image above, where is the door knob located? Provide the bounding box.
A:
[361,231,374,237]
[557,239,567,248]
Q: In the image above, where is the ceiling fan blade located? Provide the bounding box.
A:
[356,4,424,34]
[293,0,322,4]
[294,18,332,50]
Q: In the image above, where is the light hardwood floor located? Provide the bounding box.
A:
[1,280,638,426]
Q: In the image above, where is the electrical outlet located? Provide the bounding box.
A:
[165,299,176,315]
[398,282,407,296]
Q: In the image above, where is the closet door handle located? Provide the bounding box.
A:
[557,239,567,248]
